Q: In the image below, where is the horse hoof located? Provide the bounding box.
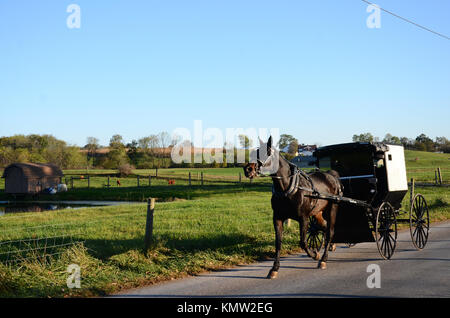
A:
[313,252,321,261]
[329,244,336,252]
[267,271,278,279]
[318,262,327,270]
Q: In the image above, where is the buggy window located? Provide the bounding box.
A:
[325,151,374,177]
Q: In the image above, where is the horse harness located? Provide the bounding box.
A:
[256,148,343,207]
[270,164,323,210]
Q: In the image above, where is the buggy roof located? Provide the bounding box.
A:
[313,142,389,158]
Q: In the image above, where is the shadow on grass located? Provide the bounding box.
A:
[80,232,273,261]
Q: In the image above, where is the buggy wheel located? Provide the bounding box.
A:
[410,193,429,250]
[375,202,397,260]
[307,216,324,252]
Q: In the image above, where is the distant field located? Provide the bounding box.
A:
[64,167,255,183]
[404,150,450,183]
[1,150,447,194]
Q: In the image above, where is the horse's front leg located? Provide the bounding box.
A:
[267,218,284,279]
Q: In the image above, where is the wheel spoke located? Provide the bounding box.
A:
[419,228,424,248]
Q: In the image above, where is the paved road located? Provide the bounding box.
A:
[117,221,450,298]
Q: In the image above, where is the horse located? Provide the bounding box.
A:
[243,136,343,278]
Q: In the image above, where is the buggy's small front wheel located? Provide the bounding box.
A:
[410,193,429,250]
[306,216,324,253]
[375,202,397,260]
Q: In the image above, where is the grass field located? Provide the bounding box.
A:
[0,150,448,297]
[404,150,449,183]
[0,183,448,297]
[0,191,302,297]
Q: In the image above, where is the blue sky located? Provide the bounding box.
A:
[0,0,449,147]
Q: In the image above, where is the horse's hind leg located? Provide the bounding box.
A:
[318,203,338,269]
[267,218,284,279]
[314,213,336,252]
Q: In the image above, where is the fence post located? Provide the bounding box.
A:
[438,167,442,185]
[155,168,158,178]
[144,198,156,253]
[189,172,191,186]
[410,178,415,207]
[137,175,140,187]
[149,175,151,186]
[71,177,74,189]
[239,172,242,183]
[201,172,204,186]
[107,175,110,188]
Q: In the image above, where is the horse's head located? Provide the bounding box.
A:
[243,136,279,179]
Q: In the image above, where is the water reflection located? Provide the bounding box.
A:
[0,203,98,214]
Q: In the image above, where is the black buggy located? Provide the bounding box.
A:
[305,142,430,260]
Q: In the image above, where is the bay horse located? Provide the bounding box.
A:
[243,136,343,278]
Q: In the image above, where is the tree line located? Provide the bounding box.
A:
[0,132,448,170]
[0,134,85,169]
[0,133,252,170]
[352,133,450,153]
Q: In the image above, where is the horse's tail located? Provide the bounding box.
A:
[327,170,344,196]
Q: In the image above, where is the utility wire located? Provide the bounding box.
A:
[361,0,450,40]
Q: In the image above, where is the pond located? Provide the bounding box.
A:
[0,201,129,215]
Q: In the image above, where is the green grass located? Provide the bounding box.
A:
[405,150,450,183]
[0,191,304,297]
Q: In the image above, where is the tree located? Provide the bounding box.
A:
[287,139,299,156]
[383,133,401,145]
[278,134,296,150]
[109,134,124,149]
[415,134,435,152]
[85,137,100,167]
[238,135,253,149]
[126,140,139,164]
[435,137,450,153]
[105,134,128,169]
[352,133,374,142]
[158,131,171,157]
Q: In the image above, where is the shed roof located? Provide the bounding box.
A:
[1,163,63,179]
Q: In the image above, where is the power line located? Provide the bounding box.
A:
[361,0,450,41]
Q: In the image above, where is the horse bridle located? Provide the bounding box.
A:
[254,146,320,201]
[255,147,277,176]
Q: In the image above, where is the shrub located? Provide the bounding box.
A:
[118,163,135,177]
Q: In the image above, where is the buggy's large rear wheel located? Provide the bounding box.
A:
[410,193,429,250]
[375,202,397,260]
[307,216,324,252]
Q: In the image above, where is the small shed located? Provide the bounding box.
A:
[1,163,64,194]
